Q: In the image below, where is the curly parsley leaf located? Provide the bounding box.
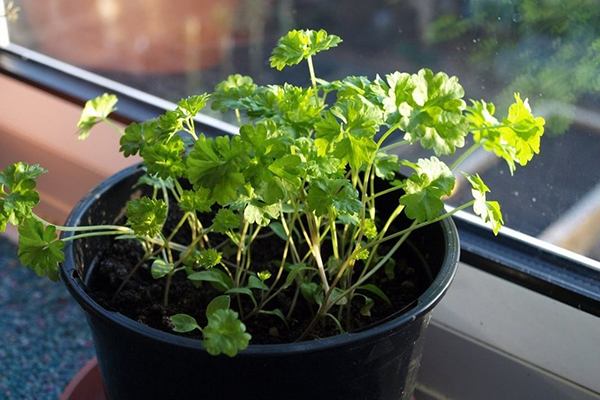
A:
[120,121,160,157]
[467,94,545,174]
[192,249,223,269]
[186,135,249,205]
[307,178,362,222]
[177,94,210,117]
[244,201,281,227]
[170,314,201,333]
[203,309,251,357]
[77,93,118,140]
[178,188,213,213]
[125,198,167,237]
[269,29,342,71]
[463,173,504,235]
[0,163,46,226]
[373,152,400,180]
[17,218,64,282]
[382,69,469,156]
[212,75,257,113]
[315,98,382,169]
[140,135,186,180]
[400,157,455,222]
[212,208,241,233]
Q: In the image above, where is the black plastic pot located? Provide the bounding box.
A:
[60,164,459,400]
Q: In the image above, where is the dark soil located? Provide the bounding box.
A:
[87,204,438,345]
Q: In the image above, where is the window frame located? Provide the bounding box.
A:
[1,43,600,318]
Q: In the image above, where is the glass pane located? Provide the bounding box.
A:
[7,0,600,262]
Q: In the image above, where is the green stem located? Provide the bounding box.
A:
[62,230,131,242]
[307,55,320,104]
[33,213,130,233]
[450,143,481,171]
[381,139,409,153]
[366,185,404,201]
[235,109,242,127]
[365,201,475,251]
[102,118,125,135]
[470,123,517,132]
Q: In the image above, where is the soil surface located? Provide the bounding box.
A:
[87,204,437,344]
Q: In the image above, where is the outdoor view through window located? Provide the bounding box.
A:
[5,0,600,262]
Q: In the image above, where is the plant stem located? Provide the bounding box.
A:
[33,213,130,233]
[307,55,320,104]
[363,201,475,251]
[61,230,131,242]
[450,143,481,171]
[102,117,125,135]
[380,139,409,153]
[235,109,242,126]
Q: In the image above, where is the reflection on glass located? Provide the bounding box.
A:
[7,0,600,262]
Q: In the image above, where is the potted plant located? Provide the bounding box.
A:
[1,29,544,400]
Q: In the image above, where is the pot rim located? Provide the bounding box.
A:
[60,164,459,356]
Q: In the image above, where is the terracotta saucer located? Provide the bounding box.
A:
[60,358,106,400]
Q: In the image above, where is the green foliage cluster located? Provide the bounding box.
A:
[1,29,545,357]
[427,0,600,133]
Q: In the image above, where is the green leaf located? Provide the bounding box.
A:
[468,94,545,174]
[268,222,287,241]
[306,178,362,219]
[206,295,231,319]
[373,152,400,180]
[300,282,323,305]
[0,162,46,193]
[120,121,159,157]
[463,173,504,235]
[178,188,214,213]
[258,309,288,327]
[177,94,210,117]
[283,263,312,289]
[244,202,280,227]
[193,248,223,269]
[157,109,184,136]
[225,287,257,306]
[203,309,251,357]
[247,275,268,291]
[356,294,375,317]
[212,74,257,113]
[0,162,46,226]
[133,174,174,191]
[269,29,342,70]
[400,157,455,223]
[212,208,241,233]
[125,198,167,237]
[151,259,173,279]
[140,135,186,180]
[17,218,64,282]
[357,284,391,305]
[187,269,232,292]
[315,98,382,170]
[77,93,118,140]
[383,69,469,156]
[186,134,249,205]
[170,314,201,333]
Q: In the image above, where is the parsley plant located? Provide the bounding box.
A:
[2,29,544,355]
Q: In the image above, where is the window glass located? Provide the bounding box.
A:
[6,0,600,261]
